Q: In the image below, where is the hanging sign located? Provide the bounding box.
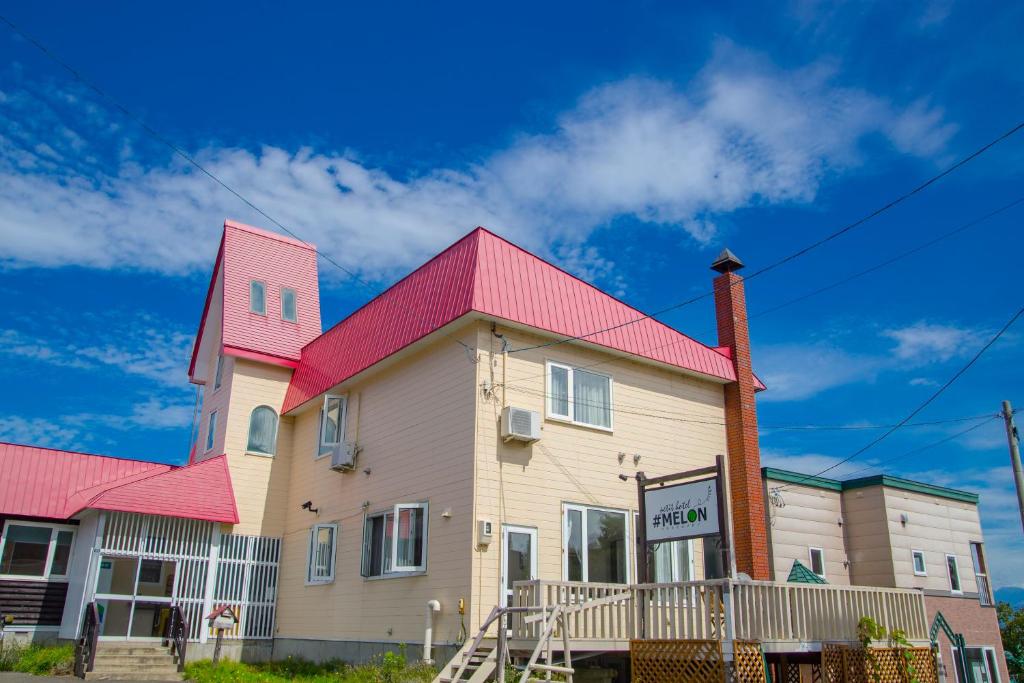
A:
[644,476,720,543]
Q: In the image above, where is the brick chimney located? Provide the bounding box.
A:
[711,249,771,580]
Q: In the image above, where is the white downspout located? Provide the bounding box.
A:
[423,600,442,664]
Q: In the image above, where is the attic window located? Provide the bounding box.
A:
[281,287,297,322]
[250,280,266,315]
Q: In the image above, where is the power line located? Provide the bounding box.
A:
[503,384,998,431]
[0,13,478,356]
[835,415,1001,481]
[495,193,1024,390]
[507,123,1024,355]
[775,303,1024,490]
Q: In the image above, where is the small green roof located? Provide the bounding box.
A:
[787,560,828,584]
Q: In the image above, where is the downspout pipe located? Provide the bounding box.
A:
[423,600,441,664]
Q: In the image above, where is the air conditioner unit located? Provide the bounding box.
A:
[501,406,540,443]
[330,442,360,472]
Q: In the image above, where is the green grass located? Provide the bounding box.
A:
[0,642,76,676]
[184,649,437,683]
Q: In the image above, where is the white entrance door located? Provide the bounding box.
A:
[501,525,538,609]
[94,556,178,640]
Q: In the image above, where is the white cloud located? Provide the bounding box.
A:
[882,321,987,364]
[761,448,881,479]
[0,314,193,387]
[756,343,882,402]
[0,415,80,450]
[0,44,955,281]
[67,396,195,431]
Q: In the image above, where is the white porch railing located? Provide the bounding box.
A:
[510,579,929,646]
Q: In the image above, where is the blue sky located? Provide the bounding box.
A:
[1,2,1022,587]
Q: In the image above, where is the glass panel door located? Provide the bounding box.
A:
[502,525,537,608]
[94,556,176,639]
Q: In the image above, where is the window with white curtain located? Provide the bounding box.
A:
[306,523,337,584]
[361,503,428,577]
[563,504,629,583]
[281,287,297,322]
[546,362,613,429]
[250,280,266,315]
[247,405,279,456]
[205,411,217,452]
[317,395,347,458]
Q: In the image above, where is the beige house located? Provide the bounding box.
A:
[0,220,1008,683]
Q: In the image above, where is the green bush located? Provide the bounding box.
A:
[184,649,437,683]
[0,642,75,675]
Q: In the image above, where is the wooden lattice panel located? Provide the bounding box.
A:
[906,648,938,683]
[836,646,938,683]
[821,644,847,683]
[811,663,822,683]
[631,639,724,683]
[734,641,766,683]
[782,661,802,683]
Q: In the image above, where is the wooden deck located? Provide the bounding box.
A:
[507,579,930,654]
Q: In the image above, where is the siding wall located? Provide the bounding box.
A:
[841,486,895,587]
[272,323,479,647]
[880,488,983,593]
[471,323,728,629]
[763,479,849,584]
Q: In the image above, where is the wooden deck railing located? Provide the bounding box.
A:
[510,579,929,646]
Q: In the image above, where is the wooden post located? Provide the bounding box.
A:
[715,455,733,578]
[636,471,648,585]
[212,628,223,666]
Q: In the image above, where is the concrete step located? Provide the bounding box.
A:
[94,652,178,662]
[85,673,182,681]
[91,662,180,672]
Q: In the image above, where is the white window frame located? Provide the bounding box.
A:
[562,503,631,583]
[305,523,338,585]
[316,395,348,459]
[361,502,429,578]
[0,521,77,582]
[808,547,826,578]
[912,549,928,576]
[951,646,1002,683]
[249,280,267,315]
[633,512,694,584]
[946,553,962,594]
[545,361,614,431]
[205,411,218,452]
[280,286,297,323]
[214,353,225,390]
[246,405,279,457]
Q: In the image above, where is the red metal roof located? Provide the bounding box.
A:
[0,442,238,523]
[283,227,747,413]
[189,220,322,380]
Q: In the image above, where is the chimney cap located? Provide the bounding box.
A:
[710,248,745,274]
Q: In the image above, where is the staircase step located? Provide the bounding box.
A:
[86,673,182,681]
[531,663,574,674]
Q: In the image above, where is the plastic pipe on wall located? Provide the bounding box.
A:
[423,600,441,664]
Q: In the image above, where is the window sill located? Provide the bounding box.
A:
[363,571,427,581]
[545,415,613,433]
[304,579,335,586]
[913,572,928,577]
[245,451,275,458]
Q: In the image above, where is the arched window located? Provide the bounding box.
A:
[247,405,278,456]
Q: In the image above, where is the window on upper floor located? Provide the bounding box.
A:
[317,395,347,458]
[971,542,992,606]
[564,504,628,583]
[0,521,75,580]
[250,280,266,315]
[247,405,279,456]
[912,549,927,576]
[281,287,297,323]
[546,361,613,430]
[946,553,962,593]
[206,411,217,452]
[306,523,338,584]
[809,547,825,578]
[361,503,428,577]
[214,353,225,390]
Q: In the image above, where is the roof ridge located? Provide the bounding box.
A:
[223,219,316,250]
[0,440,175,466]
[300,226,486,351]
[75,455,219,513]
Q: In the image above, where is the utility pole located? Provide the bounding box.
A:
[1002,400,1024,533]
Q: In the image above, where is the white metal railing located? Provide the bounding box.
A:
[510,579,929,644]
